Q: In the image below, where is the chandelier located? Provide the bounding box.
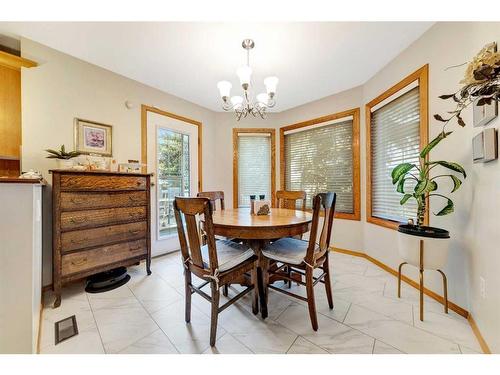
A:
[217,39,279,120]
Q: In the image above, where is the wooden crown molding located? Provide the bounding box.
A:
[0,50,37,71]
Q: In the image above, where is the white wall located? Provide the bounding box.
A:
[21,39,218,287]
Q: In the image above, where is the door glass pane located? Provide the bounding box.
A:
[157,128,190,238]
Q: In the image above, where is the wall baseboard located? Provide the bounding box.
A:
[467,314,492,354]
[331,246,491,354]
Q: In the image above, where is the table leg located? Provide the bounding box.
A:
[249,240,268,319]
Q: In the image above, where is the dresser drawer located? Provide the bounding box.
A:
[61,206,146,230]
[60,191,147,211]
[60,174,147,191]
[61,239,147,276]
[61,221,147,252]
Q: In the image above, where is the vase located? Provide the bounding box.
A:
[57,159,74,169]
[397,224,450,270]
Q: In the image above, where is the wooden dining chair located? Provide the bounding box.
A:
[275,190,307,211]
[173,196,260,346]
[261,192,336,331]
[197,191,225,211]
[275,190,307,285]
[197,191,228,244]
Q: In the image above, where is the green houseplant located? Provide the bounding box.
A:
[45,144,81,169]
[391,131,466,227]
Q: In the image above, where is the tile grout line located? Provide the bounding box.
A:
[284,335,300,354]
[343,301,464,354]
[86,291,107,354]
[295,334,332,354]
[371,338,376,354]
[125,282,181,354]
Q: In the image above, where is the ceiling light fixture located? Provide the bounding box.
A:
[217,39,278,120]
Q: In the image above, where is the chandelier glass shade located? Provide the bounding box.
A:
[217,39,278,120]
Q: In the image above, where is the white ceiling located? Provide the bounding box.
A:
[0,22,434,112]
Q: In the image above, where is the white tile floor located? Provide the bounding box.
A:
[39,251,483,354]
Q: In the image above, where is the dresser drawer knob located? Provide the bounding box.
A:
[129,196,141,202]
[70,217,87,224]
[129,245,141,251]
[70,198,87,205]
[70,237,90,244]
[71,258,87,266]
[129,229,141,235]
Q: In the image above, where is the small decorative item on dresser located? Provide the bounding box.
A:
[74,118,113,157]
[118,160,144,173]
[45,144,81,169]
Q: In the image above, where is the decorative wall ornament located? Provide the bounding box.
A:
[473,97,498,127]
[74,118,113,156]
[435,41,499,131]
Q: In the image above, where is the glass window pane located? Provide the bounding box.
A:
[238,134,271,207]
[284,119,353,212]
[157,128,190,238]
[371,87,419,222]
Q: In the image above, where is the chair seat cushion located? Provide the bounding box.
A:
[201,240,254,272]
[262,237,318,265]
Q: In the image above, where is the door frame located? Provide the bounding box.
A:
[141,104,203,191]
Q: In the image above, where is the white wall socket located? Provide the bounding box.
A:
[480,277,486,299]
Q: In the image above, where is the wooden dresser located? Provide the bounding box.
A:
[51,170,152,307]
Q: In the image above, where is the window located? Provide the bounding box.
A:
[157,128,190,237]
[366,65,428,229]
[280,108,360,220]
[233,128,276,208]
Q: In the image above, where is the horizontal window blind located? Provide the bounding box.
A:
[371,86,420,222]
[284,120,353,212]
[237,134,271,207]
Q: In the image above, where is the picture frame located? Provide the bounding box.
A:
[74,118,113,156]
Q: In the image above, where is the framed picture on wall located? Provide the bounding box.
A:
[74,118,113,156]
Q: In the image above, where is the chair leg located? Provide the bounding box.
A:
[437,269,448,314]
[210,282,220,347]
[286,265,292,288]
[184,270,192,323]
[305,267,318,331]
[222,285,229,297]
[251,267,259,315]
[397,262,407,298]
[323,254,334,309]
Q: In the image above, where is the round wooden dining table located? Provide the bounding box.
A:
[211,207,313,318]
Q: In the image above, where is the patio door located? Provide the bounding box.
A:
[147,111,199,256]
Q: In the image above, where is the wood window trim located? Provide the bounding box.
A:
[279,108,361,221]
[365,64,429,230]
[233,128,276,208]
[140,104,203,191]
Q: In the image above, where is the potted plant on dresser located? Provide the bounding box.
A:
[45,144,81,169]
